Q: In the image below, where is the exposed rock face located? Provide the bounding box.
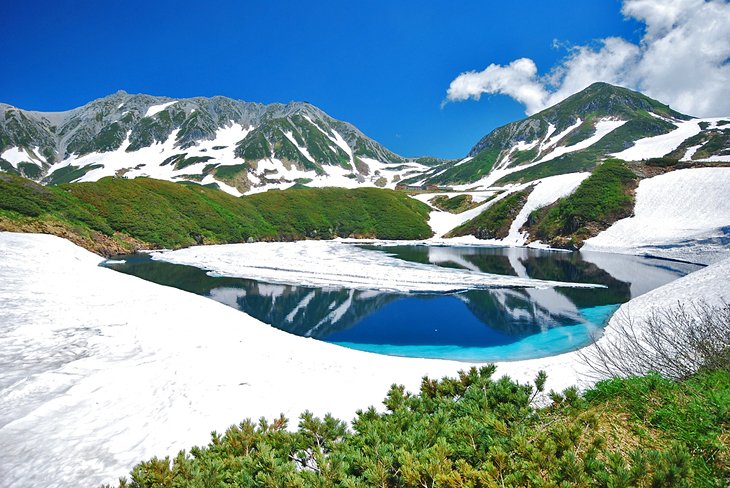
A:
[0,92,440,193]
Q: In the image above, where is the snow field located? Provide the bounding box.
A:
[583,167,730,264]
[1,232,728,487]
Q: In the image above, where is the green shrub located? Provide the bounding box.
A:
[117,366,729,487]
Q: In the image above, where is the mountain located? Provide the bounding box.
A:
[2,83,726,196]
[405,82,730,188]
[0,92,443,194]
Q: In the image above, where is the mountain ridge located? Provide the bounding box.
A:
[404,82,728,189]
[0,92,443,194]
[1,83,728,195]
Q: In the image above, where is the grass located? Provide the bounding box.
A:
[433,148,500,185]
[0,173,433,254]
[445,190,530,239]
[429,194,482,214]
[115,367,730,487]
[524,159,638,249]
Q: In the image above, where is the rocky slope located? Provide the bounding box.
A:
[0,92,440,195]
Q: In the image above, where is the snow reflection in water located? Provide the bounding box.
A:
[104,245,700,361]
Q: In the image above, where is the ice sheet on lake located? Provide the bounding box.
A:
[150,240,603,292]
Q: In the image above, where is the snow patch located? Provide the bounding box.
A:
[540,119,582,151]
[452,156,473,168]
[610,117,728,161]
[282,131,315,163]
[1,147,45,168]
[503,173,590,246]
[536,119,626,164]
[144,101,177,118]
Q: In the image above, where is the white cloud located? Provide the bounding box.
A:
[443,58,549,113]
[444,0,730,117]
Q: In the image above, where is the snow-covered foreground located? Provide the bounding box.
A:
[150,239,602,292]
[584,167,730,264]
[1,232,729,487]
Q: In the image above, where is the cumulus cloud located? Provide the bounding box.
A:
[443,58,549,113]
[444,0,730,117]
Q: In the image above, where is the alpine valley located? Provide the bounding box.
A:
[1,82,728,260]
[2,82,730,488]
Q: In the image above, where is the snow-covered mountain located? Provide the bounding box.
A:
[406,82,730,189]
[0,92,441,195]
[2,83,727,196]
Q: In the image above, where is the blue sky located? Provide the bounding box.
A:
[1,0,644,158]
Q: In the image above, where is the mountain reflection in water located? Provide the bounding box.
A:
[104,245,700,361]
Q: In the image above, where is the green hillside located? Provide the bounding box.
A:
[410,83,689,188]
[445,190,531,239]
[0,174,432,254]
[524,159,638,249]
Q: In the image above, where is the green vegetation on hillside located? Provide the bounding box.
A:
[160,153,215,171]
[0,174,433,254]
[418,83,686,188]
[246,187,431,240]
[412,148,500,186]
[429,194,483,214]
[233,114,351,173]
[525,159,638,249]
[116,367,730,487]
[445,189,530,239]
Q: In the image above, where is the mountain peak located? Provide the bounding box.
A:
[407,82,717,189]
[538,82,690,122]
[0,92,431,193]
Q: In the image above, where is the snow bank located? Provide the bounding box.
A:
[502,173,589,246]
[150,240,602,292]
[1,232,727,486]
[423,191,506,238]
[583,168,730,264]
[0,233,469,487]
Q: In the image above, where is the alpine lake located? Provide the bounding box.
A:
[102,244,701,362]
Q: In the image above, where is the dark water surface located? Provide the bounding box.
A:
[103,245,700,361]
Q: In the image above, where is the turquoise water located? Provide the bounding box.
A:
[332,304,619,361]
[104,245,699,361]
